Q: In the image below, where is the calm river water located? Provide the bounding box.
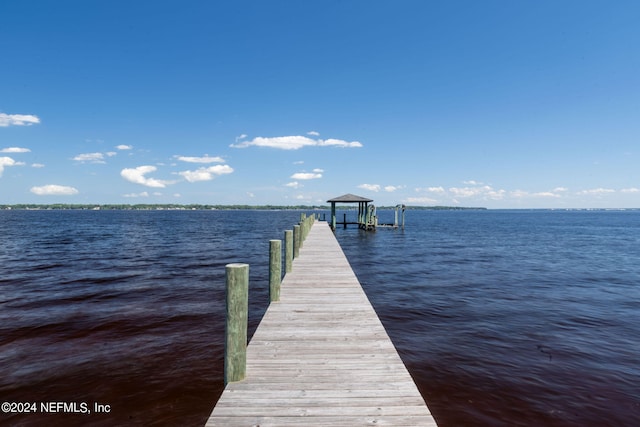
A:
[1,209,638,426]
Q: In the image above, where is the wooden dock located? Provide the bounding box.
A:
[206,220,437,427]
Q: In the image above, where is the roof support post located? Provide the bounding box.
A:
[330,201,336,231]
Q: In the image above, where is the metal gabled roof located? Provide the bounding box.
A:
[327,193,373,203]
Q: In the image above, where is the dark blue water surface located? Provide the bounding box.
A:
[335,209,640,427]
[1,209,639,426]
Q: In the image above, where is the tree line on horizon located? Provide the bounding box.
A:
[0,203,486,211]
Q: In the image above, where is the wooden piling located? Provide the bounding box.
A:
[224,263,249,385]
[302,213,312,241]
[299,214,306,247]
[284,230,293,273]
[269,240,282,302]
[293,224,300,258]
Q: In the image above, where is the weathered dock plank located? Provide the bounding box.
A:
[206,221,437,427]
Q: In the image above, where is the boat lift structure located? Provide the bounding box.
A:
[327,193,405,231]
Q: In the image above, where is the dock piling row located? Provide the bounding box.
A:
[223,213,315,385]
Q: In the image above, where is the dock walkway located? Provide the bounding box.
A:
[206,221,437,426]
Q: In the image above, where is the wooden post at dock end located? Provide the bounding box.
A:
[269,240,282,302]
[293,224,300,259]
[224,263,248,385]
[284,230,293,273]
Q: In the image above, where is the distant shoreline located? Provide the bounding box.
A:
[0,204,487,211]
[2,205,639,211]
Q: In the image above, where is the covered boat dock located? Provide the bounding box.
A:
[327,193,374,230]
[327,193,406,231]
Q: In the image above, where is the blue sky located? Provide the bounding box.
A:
[2,1,639,208]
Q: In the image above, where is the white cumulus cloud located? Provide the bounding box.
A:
[428,186,446,193]
[415,186,446,194]
[449,185,506,200]
[359,184,403,193]
[510,190,529,198]
[358,184,381,192]
[73,152,106,163]
[116,145,133,150]
[449,185,505,200]
[577,188,615,195]
[448,186,480,197]
[405,196,437,204]
[286,181,301,188]
[0,113,40,127]
[178,165,234,182]
[231,135,362,150]
[123,191,150,198]
[291,172,322,180]
[121,165,173,188]
[0,157,17,176]
[621,188,640,193]
[532,192,561,198]
[1,147,31,153]
[318,138,363,148]
[30,184,79,196]
[174,155,225,164]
